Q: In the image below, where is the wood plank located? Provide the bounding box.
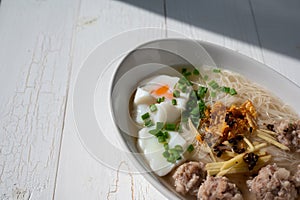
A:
[0,0,80,199]
[165,0,264,62]
[250,0,300,85]
[54,0,167,199]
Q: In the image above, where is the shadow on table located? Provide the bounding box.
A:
[117,0,300,61]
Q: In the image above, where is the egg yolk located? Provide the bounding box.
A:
[151,85,173,99]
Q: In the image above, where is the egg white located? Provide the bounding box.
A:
[133,75,190,125]
[133,75,192,176]
[137,127,188,176]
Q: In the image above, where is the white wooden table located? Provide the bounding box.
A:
[0,0,299,199]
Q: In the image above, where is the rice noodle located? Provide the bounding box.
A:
[181,68,300,177]
[207,70,298,120]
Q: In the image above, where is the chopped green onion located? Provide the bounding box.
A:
[141,112,154,127]
[172,99,177,105]
[173,90,180,97]
[141,112,150,120]
[213,68,221,73]
[177,124,183,133]
[190,107,199,116]
[198,101,206,117]
[178,77,192,86]
[197,86,208,99]
[164,143,169,150]
[150,127,169,143]
[210,91,216,98]
[156,122,164,130]
[191,117,199,127]
[220,86,237,95]
[144,119,154,127]
[148,123,175,155]
[174,145,183,152]
[163,151,170,158]
[167,155,176,163]
[190,91,198,100]
[163,131,169,139]
[168,148,176,154]
[186,104,193,112]
[229,88,237,95]
[181,107,190,122]
[178,77,187,85]
[187,144,194,152]
[158,136,166,143]
[181,68,187,74]
[183,71,192,77]
[149,104,157,112]
[178,84,187,93]
[204,75,209,80]
[193,69,200,75]
[181,116,188,123]
[221,86,230,93]
[182,110,189,118]
[157,96,165,103]
[155,130,164,137]
[208,80,219,89]
[164,144,185,163]
[165,123,176,131]
[149,129,157,135]
[172,151,180,160]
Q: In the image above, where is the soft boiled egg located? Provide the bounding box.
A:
[134,75,179,105]
[133,75,189,125]
[137,127,188,176]
[132,75,191,176]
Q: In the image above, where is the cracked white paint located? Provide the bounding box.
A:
[11,188,31,200]
[0,0,80,199]
[0,33,66,198]
[106,161,134,200]
[54,0,168,199]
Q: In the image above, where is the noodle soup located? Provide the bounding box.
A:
[130,65,300,200]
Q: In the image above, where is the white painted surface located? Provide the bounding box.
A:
[0,0,299,199]
[53,1,166,200]
[0,0,80,199]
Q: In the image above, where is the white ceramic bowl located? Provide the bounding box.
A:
[110,39,300,199]
[74,38,300,200]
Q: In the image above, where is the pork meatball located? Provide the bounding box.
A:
[274,120,300,152]
[292,164,300,188]
[198,176,243,200]
[292,164,300,197]
[172,161,206,196]
[247,164,298,200]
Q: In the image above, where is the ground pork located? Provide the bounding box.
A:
[292,164,300,198]
[198,176,243,200]
[172,161,206,196]
[292,164,300,188]
[274,120,300,152]
[247,164,298,200]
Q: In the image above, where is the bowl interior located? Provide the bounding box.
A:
[110,39,300,199]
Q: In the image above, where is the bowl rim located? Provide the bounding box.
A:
[109,38,300,200]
